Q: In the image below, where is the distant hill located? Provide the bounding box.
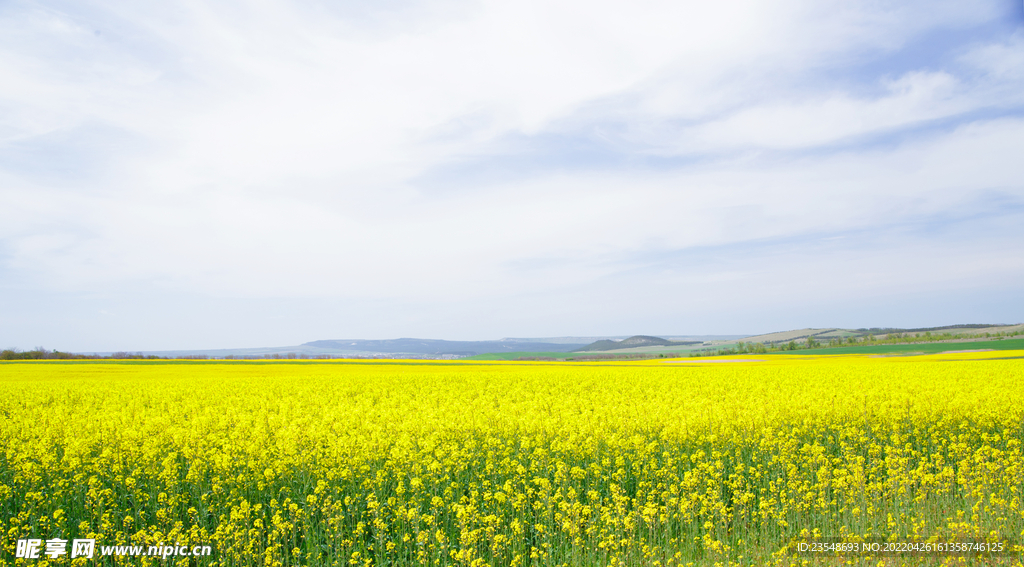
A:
[74,324,1021,359]
[737,324,1023,345]
[497,336,631,344]
[573,335,701,352]
[854,324,1012,334]
[303,338,588,356]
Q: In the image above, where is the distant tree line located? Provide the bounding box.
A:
[0,348,340,361]
[223,353,334,360]
[0,347,167,360]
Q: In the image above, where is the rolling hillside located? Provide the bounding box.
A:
[574,335,701,352]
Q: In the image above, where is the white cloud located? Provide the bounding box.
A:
[665,71,959,151]
[1,0,1021,346]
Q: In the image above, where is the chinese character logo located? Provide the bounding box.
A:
[44,538,68,559]
[15,537,95,559]
[15,539,42,559]
[71,539,96,558]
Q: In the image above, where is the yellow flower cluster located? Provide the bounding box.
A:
[1,352,1022,566]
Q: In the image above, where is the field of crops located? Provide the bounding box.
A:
[2,353,1023,566]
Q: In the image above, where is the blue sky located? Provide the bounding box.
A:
[1,0,1022,350]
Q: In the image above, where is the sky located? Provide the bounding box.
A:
[2,0,1023,350]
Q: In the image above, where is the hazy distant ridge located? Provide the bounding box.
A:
[302,338,588,355]
[70,325,1019,359]
[574,335,701,352]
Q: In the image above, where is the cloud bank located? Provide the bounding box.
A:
[1,0,1022,349]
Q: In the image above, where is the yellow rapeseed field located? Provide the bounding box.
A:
[1,352,1023,566]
